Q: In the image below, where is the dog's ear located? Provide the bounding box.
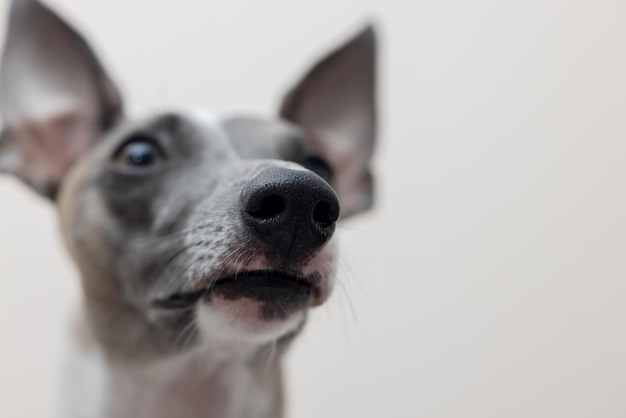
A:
[280,26,377,218]
[0,0,123,199]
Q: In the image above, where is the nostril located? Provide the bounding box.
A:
[312,200,338,228]
[247,194,286,220]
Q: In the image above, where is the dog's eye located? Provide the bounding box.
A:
[303,155,333,182]
[114,137,165,168]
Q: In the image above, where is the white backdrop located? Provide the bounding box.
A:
[1,0,625,417]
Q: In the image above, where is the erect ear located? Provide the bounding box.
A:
[280,25,377,219]
[0,0,123,199]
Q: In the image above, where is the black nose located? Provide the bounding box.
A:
[241,167,340,264]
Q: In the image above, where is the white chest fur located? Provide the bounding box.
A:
[57,324,277,418]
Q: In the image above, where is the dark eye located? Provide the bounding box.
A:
[113,136,165,168]
[303,155,333,182]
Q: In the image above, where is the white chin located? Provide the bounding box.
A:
[196,296,306,346]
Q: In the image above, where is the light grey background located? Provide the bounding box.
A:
[1,0,625,417]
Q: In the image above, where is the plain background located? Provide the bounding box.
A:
[1,0,626,417]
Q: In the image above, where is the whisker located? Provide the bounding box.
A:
[259,341,278,374]
[147,241,208,292]
[173,315,199,352]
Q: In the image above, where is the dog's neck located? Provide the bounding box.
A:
[62,299,286,418]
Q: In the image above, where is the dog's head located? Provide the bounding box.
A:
[0,0,376,356]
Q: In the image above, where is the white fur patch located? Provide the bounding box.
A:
[197,300,306,346]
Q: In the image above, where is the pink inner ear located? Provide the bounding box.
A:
[307,130,373,218]
[10,109,97,193]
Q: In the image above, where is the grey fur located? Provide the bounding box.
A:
[0,1,378,417]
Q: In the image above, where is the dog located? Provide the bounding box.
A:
[0,0,377,417]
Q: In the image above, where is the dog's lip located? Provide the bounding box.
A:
[212,271,312,292]
[152,270,315,310]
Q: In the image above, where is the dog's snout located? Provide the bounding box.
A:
[241,167,340,263]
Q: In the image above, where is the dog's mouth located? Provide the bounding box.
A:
[153,270,316,313]
[211,271,310,300]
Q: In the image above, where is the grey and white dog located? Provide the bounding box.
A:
[0,0,377,417]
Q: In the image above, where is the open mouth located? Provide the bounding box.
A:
[153,270,314,311]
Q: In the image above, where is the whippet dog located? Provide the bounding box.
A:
[0,1,378,417]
